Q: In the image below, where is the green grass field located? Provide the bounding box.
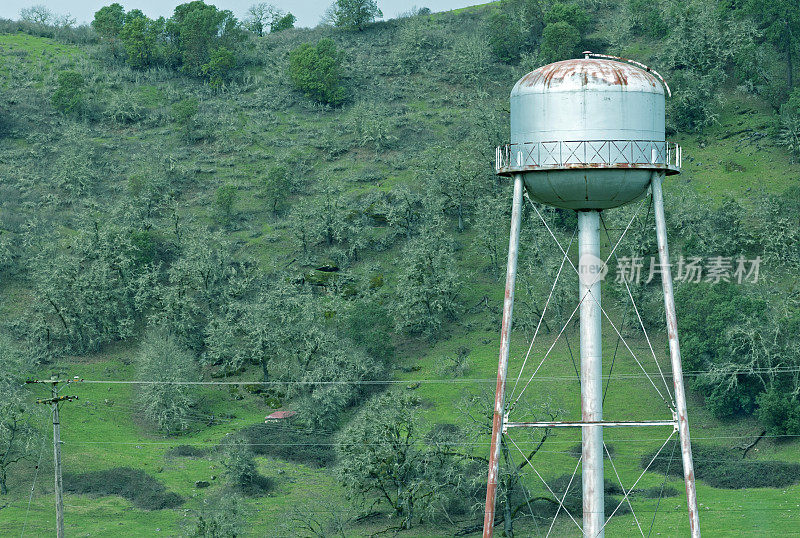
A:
[4,307,799,536]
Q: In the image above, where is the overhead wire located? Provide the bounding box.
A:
[594,431,677,537]
[511,195,675,411]
[508,227,576,403]
[647,436,677,538]
[507,435,583,534]
[505,443,543,537]
[600,204,674,405]
[603,440,645,536]
[20,423,48,538]
[64,365,800,386]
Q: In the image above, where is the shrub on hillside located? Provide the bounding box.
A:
[201,46,236,88]
[485,0,544,64]
[780,89,800,162]
[623,0,667,38]
[392,227,461,336]
[668,71,720,133]
[544,2,589,34]
[28,217,151,355]
[105,89,145,124]
[343,298,394,364]
[328,0,382,31]
[92,3,126,41]
[214,184,238,225]
[188,494,245,537]
[540,21,580,63]
[0,337,41,495]
[645,442,800,489]
[119,9,165,69]
[392,14,446,73]
[93,1,243,81]
[261,165,290,216]
[166,444,208,458]
[336,393,453,530]
[63,467,183,510]
[487,10,525,64]
[167,2,243,77]
[238,421,335,467]
[221,437,273,495]
[272,13,296,32]
[289,39,346,106]
[171,96,203,141]
[756,389,800,436]
[135,329,200,434]
[447,33,491,84]
[676,283,765,373]
[52,71,86,117]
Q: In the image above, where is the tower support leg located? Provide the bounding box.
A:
[651,174,701,538]
[578,210,604,537]
[483,173,524,538]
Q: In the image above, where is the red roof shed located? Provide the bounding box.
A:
[265,410,296,422]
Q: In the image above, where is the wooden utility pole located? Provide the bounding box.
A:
[27,377,79,538]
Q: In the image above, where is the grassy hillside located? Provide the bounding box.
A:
[1,1,799,536]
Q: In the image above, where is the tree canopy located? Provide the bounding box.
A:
[329,0,382,30]
[289,38,347,105]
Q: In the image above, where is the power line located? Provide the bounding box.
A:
[59,431,800,446]
[69,365,800,386]
[20,427,48,538]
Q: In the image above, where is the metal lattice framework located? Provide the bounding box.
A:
[485,187,699,537]
[495,140,682,175]
[503,192,678,536]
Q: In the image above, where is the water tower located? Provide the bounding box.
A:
[483,53,700,537]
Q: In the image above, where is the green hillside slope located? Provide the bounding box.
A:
[1,1,799,536]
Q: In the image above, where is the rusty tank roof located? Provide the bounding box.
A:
[512,58,663,96]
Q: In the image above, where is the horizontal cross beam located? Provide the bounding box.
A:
[504,419,677,430]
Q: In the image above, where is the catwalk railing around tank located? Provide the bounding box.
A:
[495,140,682,175]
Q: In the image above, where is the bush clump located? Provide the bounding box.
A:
[637,485,679,498]
[527,474,630,518]
[135,329,200,434]
[63,467,183,510]
[289,39,346,106]
[644,442,800,489]
[221,437,273,496]
[238,421,334,467]
[52,71,86,117]
[166,444,208,458]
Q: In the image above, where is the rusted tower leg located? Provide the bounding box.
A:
[651,174,701,538]
[578,210,604,537]
[483,173,524,538]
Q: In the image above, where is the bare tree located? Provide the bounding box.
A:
[285,502,353,537]
[19,5,74,28]
[450,389,562,537]
[19,5,53,25]
[0,338,41,495]
[244,2,283,36]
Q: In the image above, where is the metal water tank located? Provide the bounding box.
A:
[497,54,680,209]
[485,54,697,538]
